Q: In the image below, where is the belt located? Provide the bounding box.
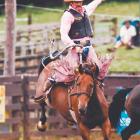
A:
[74,40,91,47]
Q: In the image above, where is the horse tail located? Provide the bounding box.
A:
[109,88,132,128]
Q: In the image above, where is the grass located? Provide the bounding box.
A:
[0,1,139,34]
[17,1,139,23]
[0,1,139,28]
[17,8,63,24]
[0,1,139,32]
[0,1,139,73]
[96,1,139,17]
[95,45,140,73]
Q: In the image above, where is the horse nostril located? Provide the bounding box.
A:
[79,108,86,115]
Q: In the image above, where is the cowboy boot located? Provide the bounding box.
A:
[34,95,46,104]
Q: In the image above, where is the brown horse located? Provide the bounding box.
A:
[109,84,140,140]
[36,63,111,140]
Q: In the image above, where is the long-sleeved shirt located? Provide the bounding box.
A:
[120,25,136,43]
[60,0,103,46]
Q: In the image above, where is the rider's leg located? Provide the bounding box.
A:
[107,40,122,52]
[34,77,55,103]
[43,77,55,92]
[86,46,102,70]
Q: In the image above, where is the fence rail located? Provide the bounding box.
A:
[0,55,44,75]
[0,75,140,140]
[0,15,118,57]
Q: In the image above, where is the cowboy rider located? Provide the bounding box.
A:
[60,0,103,68]
[34,0,111,103]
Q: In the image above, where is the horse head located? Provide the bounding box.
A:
[73,63,98,116]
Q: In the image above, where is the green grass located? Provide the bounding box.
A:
[96,1,139,16]
[0,1,139,28]
[0,2,139,73]
[17,8,63,24]
[16,1,139,23]
[95,45,140,73]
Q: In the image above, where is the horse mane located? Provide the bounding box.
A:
[83,86,104,129]
[80,63,99,78]
[109,88,133,128]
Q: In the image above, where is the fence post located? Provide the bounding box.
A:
[112,17,118,37]
[12,97,21,140]
[21,76,30,140]
[28,14,32,25]
[4,0,16,76]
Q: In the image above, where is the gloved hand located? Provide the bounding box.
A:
[68,42,83,53]
[75,45,83,53]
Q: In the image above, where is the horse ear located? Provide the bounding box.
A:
[78,64,83,73]
[91,64,96,72]
[91,63,99,76]
[74,67,79,74]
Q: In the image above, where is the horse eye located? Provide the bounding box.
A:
[90,84,94,88]
[77,82,80,86]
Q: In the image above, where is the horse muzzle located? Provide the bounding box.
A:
[78,104,87,116]
[79,108,86,116]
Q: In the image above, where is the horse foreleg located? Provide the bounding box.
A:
[78,122,90,140]
[37,102,48,131]
[121,120,139,140]
[101,118,111,140]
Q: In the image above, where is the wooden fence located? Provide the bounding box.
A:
[0,55,43,75]
[0,76,22,140]
[0,16,118,57]
[0,74,140,140]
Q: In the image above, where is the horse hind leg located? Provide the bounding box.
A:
[121,120,139,140]
[101,118,111,140]
[78,122,90,140]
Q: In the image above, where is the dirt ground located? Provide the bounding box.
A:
[32,132,140,140]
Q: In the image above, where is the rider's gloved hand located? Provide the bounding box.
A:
[75,45,83,53]
[68,42,83,53]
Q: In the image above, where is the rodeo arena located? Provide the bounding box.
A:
[0,0,140,140]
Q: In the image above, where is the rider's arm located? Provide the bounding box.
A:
[60,11,75,46]
[84,0,103,16]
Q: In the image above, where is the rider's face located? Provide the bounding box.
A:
[71,1,83,7]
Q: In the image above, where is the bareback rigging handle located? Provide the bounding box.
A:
[49,44,84,60]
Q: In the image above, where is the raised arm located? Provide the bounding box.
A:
[84,0,103,16]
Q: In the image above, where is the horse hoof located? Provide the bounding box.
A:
[37,121,47,132]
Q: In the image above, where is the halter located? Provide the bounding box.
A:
[68,67,96,111]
